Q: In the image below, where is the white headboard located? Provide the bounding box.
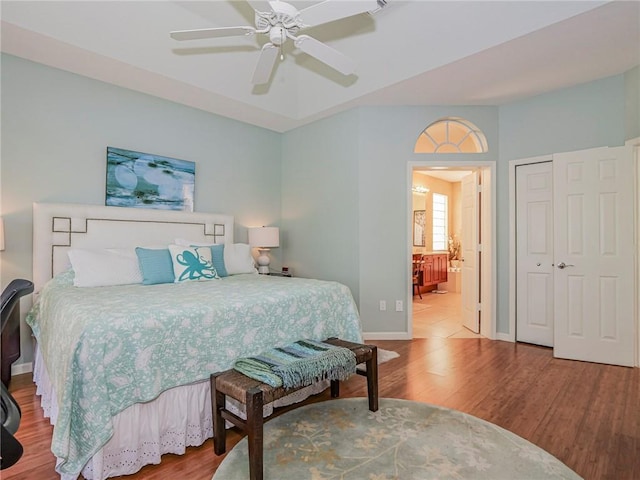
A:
[33,203,234,294]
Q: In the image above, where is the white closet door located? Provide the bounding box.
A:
[553,146,635,366]
[516,162,554,347]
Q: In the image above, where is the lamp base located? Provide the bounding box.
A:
[257,249,271,275]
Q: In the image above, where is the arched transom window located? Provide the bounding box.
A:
[415,117,488,153]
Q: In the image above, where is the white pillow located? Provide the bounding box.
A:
[68,248,143,287]
[224,243,257,275]
[168,244,220,282]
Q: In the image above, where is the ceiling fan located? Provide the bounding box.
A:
[170,0,381,85]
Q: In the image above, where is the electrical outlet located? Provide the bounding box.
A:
[395,300,403,312]
[379,300,386,311]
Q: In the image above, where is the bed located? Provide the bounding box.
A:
[27,203,363,480]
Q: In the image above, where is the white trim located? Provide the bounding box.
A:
[408,160,496,339]
[407,165,414,339]
[11,361,33,376]
[632,144,639,368]
[630,137,640,366]
[363,331,412,341]
[508,155,553,344]
[495,332,512,342]
[480,165,496,339]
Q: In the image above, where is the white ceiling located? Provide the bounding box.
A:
[2,1,638,133]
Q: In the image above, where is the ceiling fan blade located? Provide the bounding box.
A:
[294,35,355,75]
[298,0,379,28]
[246,0,273,13]
[170,26,256,41]
[252,43,279,85]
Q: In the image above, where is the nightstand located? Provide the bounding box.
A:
[268,271,292,277]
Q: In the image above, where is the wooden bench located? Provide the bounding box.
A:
[210,337,378,480]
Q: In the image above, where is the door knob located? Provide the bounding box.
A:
[557,262,575,269]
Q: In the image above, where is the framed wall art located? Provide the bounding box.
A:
[106,147,195,211]
[413,210,426,247]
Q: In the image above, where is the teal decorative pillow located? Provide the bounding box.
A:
[209,244,228,277]
[168,244,220,282]
[135,247,175,285]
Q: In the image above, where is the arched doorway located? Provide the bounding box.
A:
[410,118,495,339]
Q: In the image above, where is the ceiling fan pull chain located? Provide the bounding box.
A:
[280,29,285,60]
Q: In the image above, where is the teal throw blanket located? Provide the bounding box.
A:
[234,339,357,389]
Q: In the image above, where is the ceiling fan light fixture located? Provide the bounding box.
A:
[269,26,286,45]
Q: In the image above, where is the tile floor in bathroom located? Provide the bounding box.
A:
[412,291,482,338]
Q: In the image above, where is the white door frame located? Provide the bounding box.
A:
[408,160,496,340]
[630,137,640,367]
[509,142,639,366]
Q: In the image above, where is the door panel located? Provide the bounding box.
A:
[567,275,585,336]
[461,173,479,333]
[516,162,554,346]
[553,146,635,366]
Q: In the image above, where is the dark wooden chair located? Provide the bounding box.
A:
[1,278,34,470]
[412,258,423,299]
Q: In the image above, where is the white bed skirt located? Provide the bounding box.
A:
[33,347,327,480]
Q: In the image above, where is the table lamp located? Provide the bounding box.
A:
[248,226,279,274]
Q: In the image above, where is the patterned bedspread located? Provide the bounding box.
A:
[26,270,362,476]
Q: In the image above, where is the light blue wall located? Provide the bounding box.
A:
[282,75,631,337]
[281,110,360,301]
[499,75,627,161]
[625,66,640,140]
[357,107,498,334]
[281,105,498,334]
[0,54,282,365]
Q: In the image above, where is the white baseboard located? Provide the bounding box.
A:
[495,332,514,342]
[363,332,412,341]
[11,362,33,376]
[365,331,512,342]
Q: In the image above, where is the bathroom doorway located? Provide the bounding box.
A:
[408,162,495,339]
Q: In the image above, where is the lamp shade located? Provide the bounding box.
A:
[248,226,279,248]
[0,217,4,251]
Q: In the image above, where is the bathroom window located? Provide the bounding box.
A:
[432,193,448,250]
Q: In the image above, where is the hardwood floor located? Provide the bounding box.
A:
[4,338,639,480]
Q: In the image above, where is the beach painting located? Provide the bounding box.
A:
[106,147,195,211]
